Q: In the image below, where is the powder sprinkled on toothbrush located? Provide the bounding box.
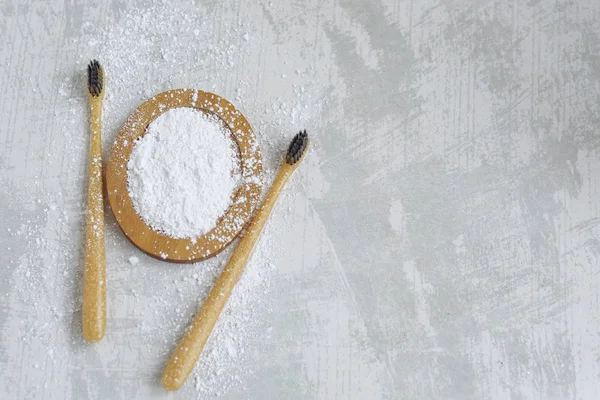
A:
[127,107,240,239]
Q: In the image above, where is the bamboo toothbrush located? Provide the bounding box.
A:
[83,60,107,342]
[162,130,310,391]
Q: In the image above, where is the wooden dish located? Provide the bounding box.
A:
[106,89,262,263]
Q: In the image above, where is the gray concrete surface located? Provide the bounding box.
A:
[2,0,600,399]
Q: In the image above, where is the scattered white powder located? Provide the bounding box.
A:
[127,107,240,239]
[128,256,140,265]
[3,1,322,398]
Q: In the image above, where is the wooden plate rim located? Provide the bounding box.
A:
[106,88,262,263]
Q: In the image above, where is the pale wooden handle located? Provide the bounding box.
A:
[161,166,294,391]
[82,100,106,342]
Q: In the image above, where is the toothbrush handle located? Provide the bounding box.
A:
[161,166,294,391]
[82,99,106,342]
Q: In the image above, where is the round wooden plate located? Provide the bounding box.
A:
[106,89,263,263]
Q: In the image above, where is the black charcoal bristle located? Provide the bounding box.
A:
[285,130,309,165]
[87,60,103,97]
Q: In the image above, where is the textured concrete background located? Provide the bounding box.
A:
[2,0,600,399]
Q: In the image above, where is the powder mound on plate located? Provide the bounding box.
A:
[127,107,240,239]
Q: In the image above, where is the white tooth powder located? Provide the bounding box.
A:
[2,1,322,397]
[127,107,241,239]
